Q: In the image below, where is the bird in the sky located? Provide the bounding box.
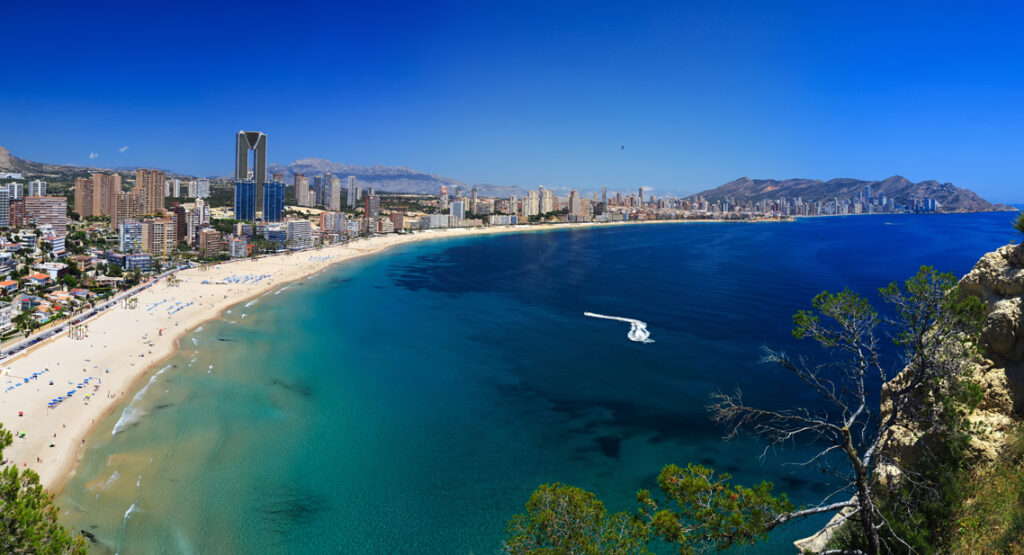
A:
[620,145,625,150]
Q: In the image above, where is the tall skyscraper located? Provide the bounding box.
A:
[135,169,165,214]
[601,186,607,207]
[470,187,478,215]
[863,185,871,203]
[440,185,449,211]
[75,172,121,223]
[346,176,356,208]
[294,173,308,206]
[312,175,323,205]
[262,181,285,222]
[450,200,465,220]
[329,178,341,210]
[569,190,581,215]
[235,130,267,210]
[0,188,9,228]
[196,179,210,198]
[234,180,256,221]
[364,194,380,219]
[539,187,554,213]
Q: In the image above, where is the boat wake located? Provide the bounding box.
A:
[584,312,655,343]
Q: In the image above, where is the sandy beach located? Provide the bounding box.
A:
[2,220,692,493]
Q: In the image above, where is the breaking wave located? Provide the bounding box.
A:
[111,366,169,435]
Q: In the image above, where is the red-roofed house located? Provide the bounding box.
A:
[23,273,51,286]
[0,279,17,295]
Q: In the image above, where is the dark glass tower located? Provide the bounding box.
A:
[262,181,285,222]
[234,179,256,221]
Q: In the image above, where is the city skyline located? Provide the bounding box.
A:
[3,2,1024,203]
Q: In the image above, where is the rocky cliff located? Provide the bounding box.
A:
[797,241,1024,552]
[958,242,1024,460]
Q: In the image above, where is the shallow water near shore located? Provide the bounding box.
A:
[57,213,1018,553]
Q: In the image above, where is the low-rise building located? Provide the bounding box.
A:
[42,236,66,257]
[0,279,18,295]
[23,273,51,286]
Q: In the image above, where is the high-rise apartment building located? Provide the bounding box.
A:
[75,172,121,222]
[539,186,553,213]
[262,181,285,222]
[450,200,465,221]
[115,191,145,226]
[118,221,144,252]
[346,176,356,208]
[312,175,323,206]
[286,219,312,249]
[197,228,224,257]
[169,203,188,243]
[234,180,256,221]
[470,187,478,215]
[140,217,177,256]
[294,173,308,206]
[0,188,9,228]
[135,169,165,214]
[364,194,380,219]
[569,190,581,215]
[196,179,210,198]
[24,196,67,236]
[330,177,342,211]
[524,190,540,217]
[27,180,45,197]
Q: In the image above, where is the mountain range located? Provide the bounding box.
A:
[0,146,1013,211]
[695,176,1014,212]
[262,158,523,198]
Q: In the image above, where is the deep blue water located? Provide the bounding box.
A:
[58,212,1020,553]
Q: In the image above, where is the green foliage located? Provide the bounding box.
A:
[0,424,87,553]
[504,483,648,554]
[1014,211,1024,235]
[792,288,878,346]
[505,465,793,554]
[210,218,239,234]
[639,464,793,553]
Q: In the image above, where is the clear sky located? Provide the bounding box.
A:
[3,1,1022,201]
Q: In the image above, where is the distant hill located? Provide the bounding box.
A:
[0,146,187,179]
[695,176,1014,212]
[264,158,522,198]
[0,145,97,176]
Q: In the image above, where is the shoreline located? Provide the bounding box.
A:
[1,218,733,495]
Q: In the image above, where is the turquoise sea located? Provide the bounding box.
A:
[57,213,1020,553]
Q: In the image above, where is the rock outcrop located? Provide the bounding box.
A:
[796,241,1024,552]
[958,242,1024,460]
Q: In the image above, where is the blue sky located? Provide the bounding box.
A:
[3,1,1022,201]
